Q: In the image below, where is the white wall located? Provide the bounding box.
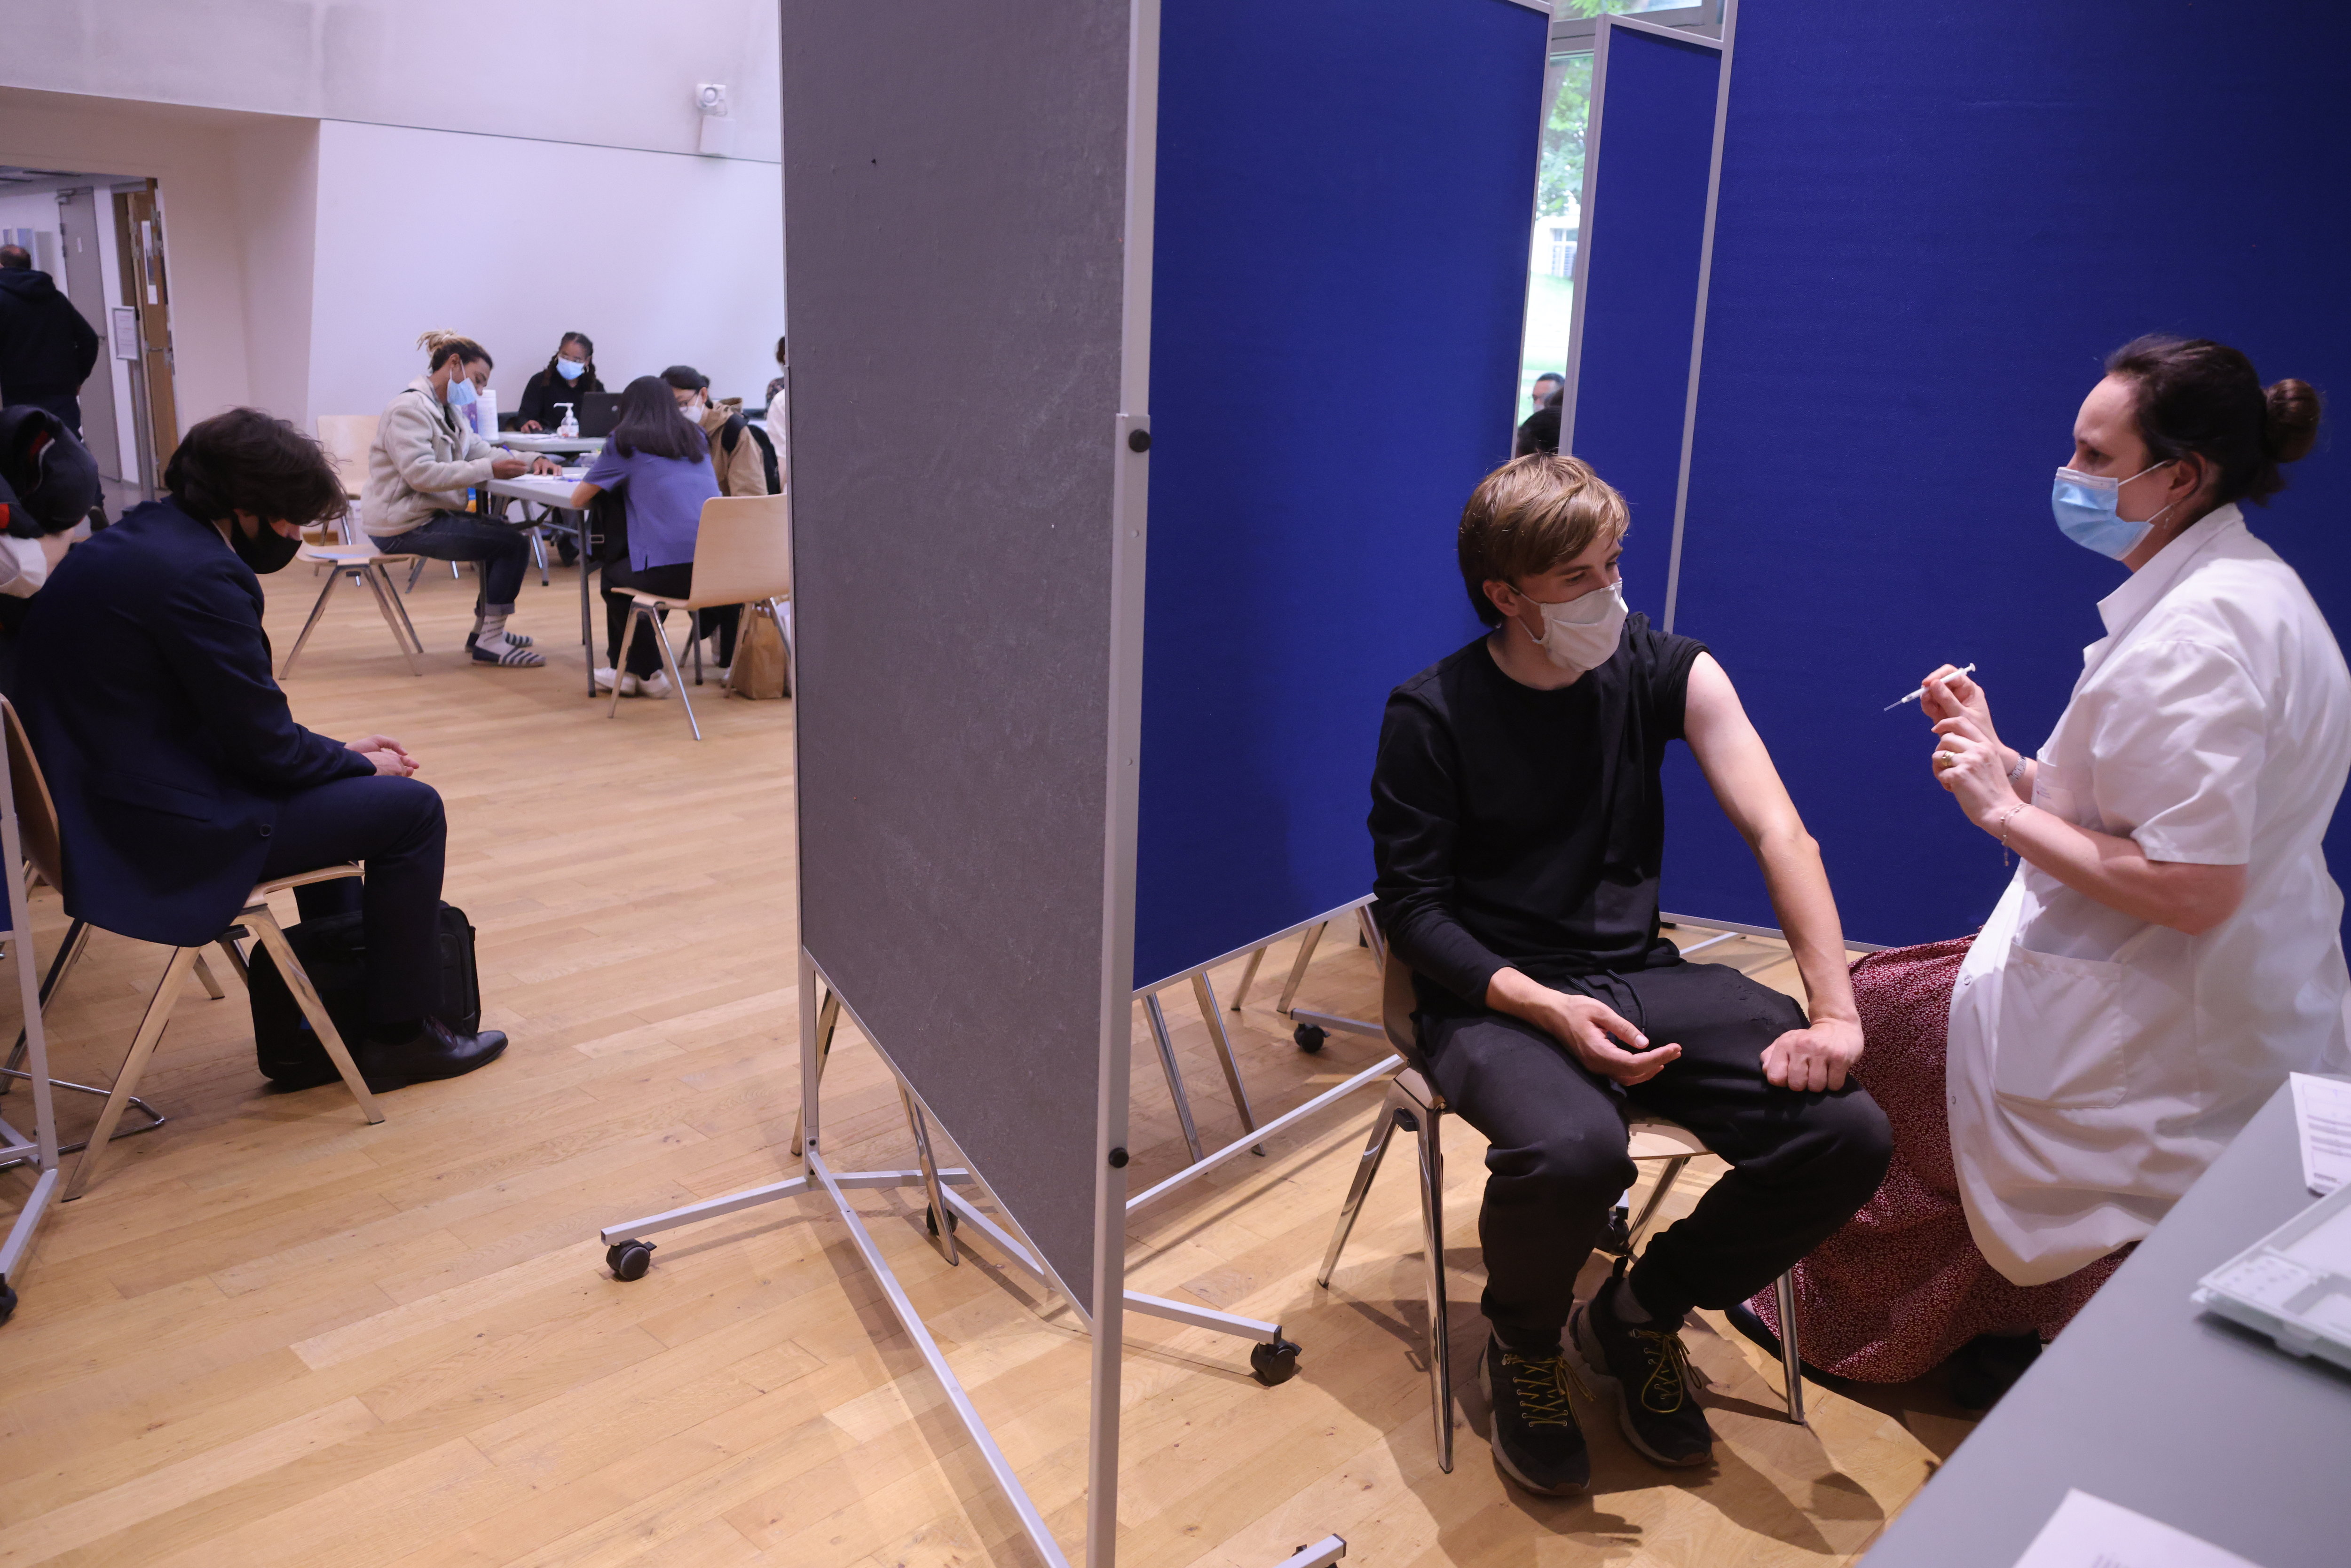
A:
[307,120,786,423]
[0,0,781,163]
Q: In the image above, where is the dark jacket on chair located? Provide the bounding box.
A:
[12,499,373,946]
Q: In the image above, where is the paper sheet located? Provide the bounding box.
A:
[2290,1072,2351,1196]
[2012,1490,2266,1568]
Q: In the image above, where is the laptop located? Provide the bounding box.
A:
[574,391,625,438]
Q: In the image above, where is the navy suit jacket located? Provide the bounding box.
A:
[14,500,373,946]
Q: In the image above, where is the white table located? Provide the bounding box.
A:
[483,473,600,696]
[489,432,604,456]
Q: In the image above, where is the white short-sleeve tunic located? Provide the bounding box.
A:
[1947,504,2351,1284]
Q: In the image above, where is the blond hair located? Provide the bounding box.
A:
[1456,453,1630,626]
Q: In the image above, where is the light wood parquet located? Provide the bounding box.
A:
[0,557,1977,1565]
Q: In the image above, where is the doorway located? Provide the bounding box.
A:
[0,164,173,508]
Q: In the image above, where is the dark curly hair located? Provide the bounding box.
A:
[165,408,349,528]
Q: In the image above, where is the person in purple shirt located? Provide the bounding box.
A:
[571,376,721,698]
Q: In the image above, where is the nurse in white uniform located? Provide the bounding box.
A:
[1741,334,2348,1403]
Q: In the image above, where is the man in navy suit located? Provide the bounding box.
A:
[13,408,506,1088]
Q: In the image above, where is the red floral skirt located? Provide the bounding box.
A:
[1744,937,2130,1383]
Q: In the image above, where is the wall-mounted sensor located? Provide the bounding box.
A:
[695,84,735,156]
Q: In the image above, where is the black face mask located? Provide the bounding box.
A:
[230,517,303,574]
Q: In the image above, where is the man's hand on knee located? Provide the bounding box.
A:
[347,733,420,777]
[1488,968,1681,1086]
[1759,1016,1863,1093]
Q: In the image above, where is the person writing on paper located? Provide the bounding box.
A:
[363,331,560,666]
[571,375,720,699]
[1744,336,2350,1408]
[516,332,602,433]
[1370,452,1891,1495]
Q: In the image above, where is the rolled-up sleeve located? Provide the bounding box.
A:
[2090,638,2265,865]
[1369,692,1511,1006]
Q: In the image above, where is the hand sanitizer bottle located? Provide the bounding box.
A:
[556,402,578,439]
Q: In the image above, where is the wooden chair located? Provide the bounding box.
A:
[1316,953,1807,1474]
[278,530,426,678]
[0,700,385,1202]
[610,494,792,740]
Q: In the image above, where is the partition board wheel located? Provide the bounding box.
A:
[1294,1023,1326,1054]
[1250,1334,1302,1386]
[606,1239,655,1281]
[924,1204,961,1238]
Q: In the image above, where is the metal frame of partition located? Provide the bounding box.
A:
[592,953,1335,1568]
[0,733,60,1324]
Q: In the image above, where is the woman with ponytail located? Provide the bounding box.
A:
[1741,337,2348,1408]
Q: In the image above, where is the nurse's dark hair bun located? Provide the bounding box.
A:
[2264,378,2321,466]
[2105,334,2320,509]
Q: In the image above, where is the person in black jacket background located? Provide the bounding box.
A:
[0,245,102,435]
[516,331,602,433]
[13,408,506,1089]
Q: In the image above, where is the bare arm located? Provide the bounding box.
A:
[1929,713,2246,934]
[568,481,603,510]
[1681,653,1865,1091]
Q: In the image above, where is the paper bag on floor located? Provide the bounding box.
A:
[727,610,790,700]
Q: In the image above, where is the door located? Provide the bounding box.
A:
[52,188,123,482]
[113,182,178,482]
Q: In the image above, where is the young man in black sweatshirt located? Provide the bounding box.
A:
[1368,453,1890,1494]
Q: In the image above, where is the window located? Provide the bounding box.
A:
[1515,1,1722,425]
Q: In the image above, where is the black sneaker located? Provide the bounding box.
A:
[1477,1335,1591,1495]
[1571,1262,1715,1467]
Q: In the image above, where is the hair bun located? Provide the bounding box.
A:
[2264,378,2321,465]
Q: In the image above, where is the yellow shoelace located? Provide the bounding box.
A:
[1501,1347,1591,1426]
[1632,1326,1694,1415]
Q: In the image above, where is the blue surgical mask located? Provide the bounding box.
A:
[2051,460,2175,559]
[555,358,586,381]
[446,376,479,408]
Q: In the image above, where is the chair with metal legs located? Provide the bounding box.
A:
[0,700,387,1201]
[279,530,426,678]
[1316,954,1807,1475]
[609,494,793,741]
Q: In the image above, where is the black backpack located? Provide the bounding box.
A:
[246,903,481,1087]
[745,422,782,494]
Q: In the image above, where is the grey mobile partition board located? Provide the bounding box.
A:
[1657,0,2351,946]
[784,4,1147,1565]
[1560,16,1724,628]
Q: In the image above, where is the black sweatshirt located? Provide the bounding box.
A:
[1368,618,1706,1014]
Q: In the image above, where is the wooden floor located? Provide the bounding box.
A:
[0,558,1978,1566]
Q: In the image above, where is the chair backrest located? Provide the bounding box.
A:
[690,494,792,603]
[1,697,64,893]
[316,415,378,501]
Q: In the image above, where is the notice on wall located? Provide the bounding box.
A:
[2291,1073,2351,1196]
[2012,1490,2266,1568]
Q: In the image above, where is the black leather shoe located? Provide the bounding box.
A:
[356,1016,508,1091]
[1721,1299,1834,1384]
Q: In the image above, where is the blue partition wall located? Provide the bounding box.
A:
[1662,0,2351,946]
[1133,0,1545,988]
[1563,22,1721,622]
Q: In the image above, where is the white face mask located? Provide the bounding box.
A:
[1519,579,1627,673]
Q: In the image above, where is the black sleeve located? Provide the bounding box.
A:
[69,304,100,383]
[1368,688,1513,1008]
[515,372,550,428]
[1636,622,1708,741]
[154,559,376,793]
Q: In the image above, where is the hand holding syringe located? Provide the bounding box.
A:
[1886,662,1975,711]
